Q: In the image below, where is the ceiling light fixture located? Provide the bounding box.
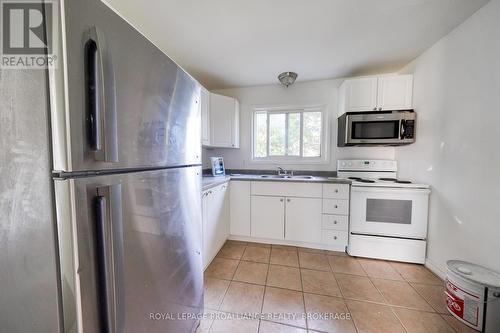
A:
[278,71,298,87]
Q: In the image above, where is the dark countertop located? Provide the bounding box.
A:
[202,175,231,191]
[202,172,351,191]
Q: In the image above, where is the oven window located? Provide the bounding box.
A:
[366,199,412,224]
[351,121,399,139]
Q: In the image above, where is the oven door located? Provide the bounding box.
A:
[350,186,430,239]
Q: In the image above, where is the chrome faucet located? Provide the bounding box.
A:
[277,166,293,176]
[277,166,287,176]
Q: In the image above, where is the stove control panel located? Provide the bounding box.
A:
[337,159,397,172]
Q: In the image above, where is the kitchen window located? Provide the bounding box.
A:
[252,107,326,162]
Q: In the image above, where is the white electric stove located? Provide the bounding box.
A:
[337,159,431,264]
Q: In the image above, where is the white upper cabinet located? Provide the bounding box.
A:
[343,77,378,112]
[209,93,240,148]
[339,74,413,115]
[201,87,210,146]
[377,75,413,111]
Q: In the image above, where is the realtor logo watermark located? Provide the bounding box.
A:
[1,0,58,68]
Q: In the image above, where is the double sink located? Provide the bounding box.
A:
[256,174,314,180]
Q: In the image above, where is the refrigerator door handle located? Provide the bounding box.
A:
[93,184,124,333]
[85,26,118,163]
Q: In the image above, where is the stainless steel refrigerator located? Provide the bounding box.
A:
[0,0,203,332]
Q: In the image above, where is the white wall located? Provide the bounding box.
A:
[396,0,500,274]
[203,79,394,170]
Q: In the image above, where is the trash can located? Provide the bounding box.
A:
[446,260,500,332]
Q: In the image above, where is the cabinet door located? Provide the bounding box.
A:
[377,75,413,110]
[203,183,229,268]
[230,181,251,236]
[201,87,210,145]
[251,196,284,240]
[212,183,229,255]
[202,190,209,268]
[285,197,322,243]
[345,77,378,112]
[210,93,239,148]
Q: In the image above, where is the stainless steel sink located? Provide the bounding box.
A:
[258,175,314,180]
[259,175,289,178]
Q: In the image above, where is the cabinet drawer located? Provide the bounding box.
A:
[322,199,349,215]
[322,214,348,231]
[251,181,322,198]
[322,184,349,199]
[321,230,348,246]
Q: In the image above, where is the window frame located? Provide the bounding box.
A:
[251,105,329,164]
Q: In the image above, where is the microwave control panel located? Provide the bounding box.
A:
[402,120,415,139]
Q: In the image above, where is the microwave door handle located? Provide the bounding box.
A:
[400,120,406,139]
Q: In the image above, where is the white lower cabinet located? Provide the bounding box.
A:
[251,195,285,240]
[227,181,350,251]
[229,181,251,236]
[322,229,349,246]
[285,197,322,243]
[202,182,229,269]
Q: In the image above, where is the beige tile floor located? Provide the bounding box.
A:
[198,240,477,333]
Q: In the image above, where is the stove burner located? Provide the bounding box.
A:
[379,177,397,182]
[357,179,376,183]
[395,180,412,184]
[348,177,362,180]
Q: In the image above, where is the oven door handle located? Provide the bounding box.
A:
[350,187,430,194]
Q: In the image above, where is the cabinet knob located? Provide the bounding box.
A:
[287,198,291,202]
[334,189,339,193]
[334,221,338,224]
[333,236,338,240]
[378,107,382,111]
[334,205,338,208]
[373,107,377,111]
[280,198,284,202]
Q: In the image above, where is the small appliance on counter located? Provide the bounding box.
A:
[210,157,225,176]
[337,159,430,264]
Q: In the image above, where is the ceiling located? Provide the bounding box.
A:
[103,0,488,89]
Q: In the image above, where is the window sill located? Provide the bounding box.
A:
[250,157,330,165]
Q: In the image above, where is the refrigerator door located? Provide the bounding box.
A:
[51,0,201,173]
[0,69,61,332]
[54,166,203,333]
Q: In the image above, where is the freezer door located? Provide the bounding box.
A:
[51,0,201,172]
[54,167,203,333]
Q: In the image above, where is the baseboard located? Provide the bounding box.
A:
[228,235,347,253]
[425,257,446,280]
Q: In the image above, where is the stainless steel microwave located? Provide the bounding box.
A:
[338,110,416,146]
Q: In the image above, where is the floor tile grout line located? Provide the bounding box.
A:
[298,264,308,331]
[216,246,246,313]
[343,298,360,333]
[388,305,411,333]
[405,278,443,313]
